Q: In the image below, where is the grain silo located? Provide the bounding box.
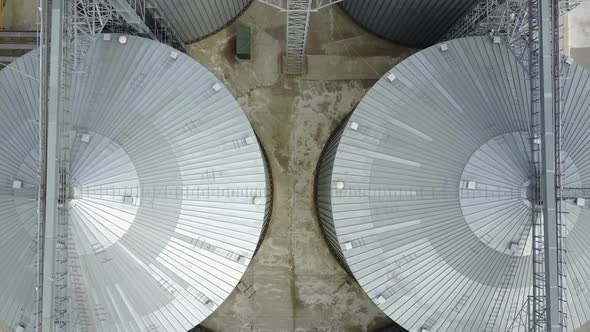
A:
[0,48,39,332]
[340,0,481,47]
[0,35,270,331]
[156,0,252,44]
[316,36,590,331]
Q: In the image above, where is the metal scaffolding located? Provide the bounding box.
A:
[528,0,547,329]
[446,0,572,330]
[37,0,185,330]
[258,0,342,74]
[529,0,567,330]
[537,0,562,329]
[443,0,581,66]
[104,0,185,51]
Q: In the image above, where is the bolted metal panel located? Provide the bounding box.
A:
[1,35,270,331]
[560,56,590,330]
[156,0,252,44]
[340,0,481,47]
[0,50,40,332]
[316,36,590,331]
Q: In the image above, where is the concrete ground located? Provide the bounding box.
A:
[2,0,37,30]
[567,1,590,70]
[187,3,412,331]
[579,321,590,332]
[5,0,590,331]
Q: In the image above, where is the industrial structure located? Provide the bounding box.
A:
[257,0,344,74]
[339,0,482,47]
[154,0,252,44]
[1,0,589,330]
[316,35,590,331]
[1,18,270,332]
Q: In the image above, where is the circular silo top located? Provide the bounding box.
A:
[0,35,270,331]
[340,0,481,47]
[317,36,590,331]
[157,0,251,44]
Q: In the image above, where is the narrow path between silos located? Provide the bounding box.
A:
[187,2,413,331]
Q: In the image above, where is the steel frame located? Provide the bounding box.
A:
[40,0,64,329]
[39,0,113,330]
[258,0,342,74]
[285,0,312,74]
[258,0,342,12]
[447,0,574,330]
[537,0,562,329]
[443,0,581,67]
[528,0,547,329]
[105,0,185,51]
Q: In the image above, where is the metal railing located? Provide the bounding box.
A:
[528,0,547,329]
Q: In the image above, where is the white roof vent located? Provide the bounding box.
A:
[122,195,134,205]
[12,180,23,189]
[466,180,476,190]
[440,43,449,52]
[81,133,91,143]
[245,136,257,145]
[350,122,359,131]
[103,34,112,41]
[118,35,128,45]
[252,196,264,205]
[510,241,520,255]
[170,50,179,60]
[212,83,222,93]
[576,198,585,207]
[387,73,396,82]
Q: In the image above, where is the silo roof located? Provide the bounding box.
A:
[0,35,270,331]
[317,36,590,331]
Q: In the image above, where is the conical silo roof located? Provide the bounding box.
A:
[340,0,481,47]
[0,49,40,332]
[156,0,251,44]
[317,36,590,331]
[0,35,270,331]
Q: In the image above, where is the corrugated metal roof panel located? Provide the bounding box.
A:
[340,0,481,47]
[317,36,590,331]
[157,0,251,43]
[0,49,39,332]
[0,35,270,331]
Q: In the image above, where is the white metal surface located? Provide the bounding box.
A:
[0,50,39,332]
[2,35,271,331]
[316,36,590,331]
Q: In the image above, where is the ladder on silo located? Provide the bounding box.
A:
[553,0,568,327]
[67,233,92,331]
[528,0,547,329]
[258,0,343,74]
[484,256,520,331]
[484,222,532,332]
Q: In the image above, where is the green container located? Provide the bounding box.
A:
[236,25,251,60]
